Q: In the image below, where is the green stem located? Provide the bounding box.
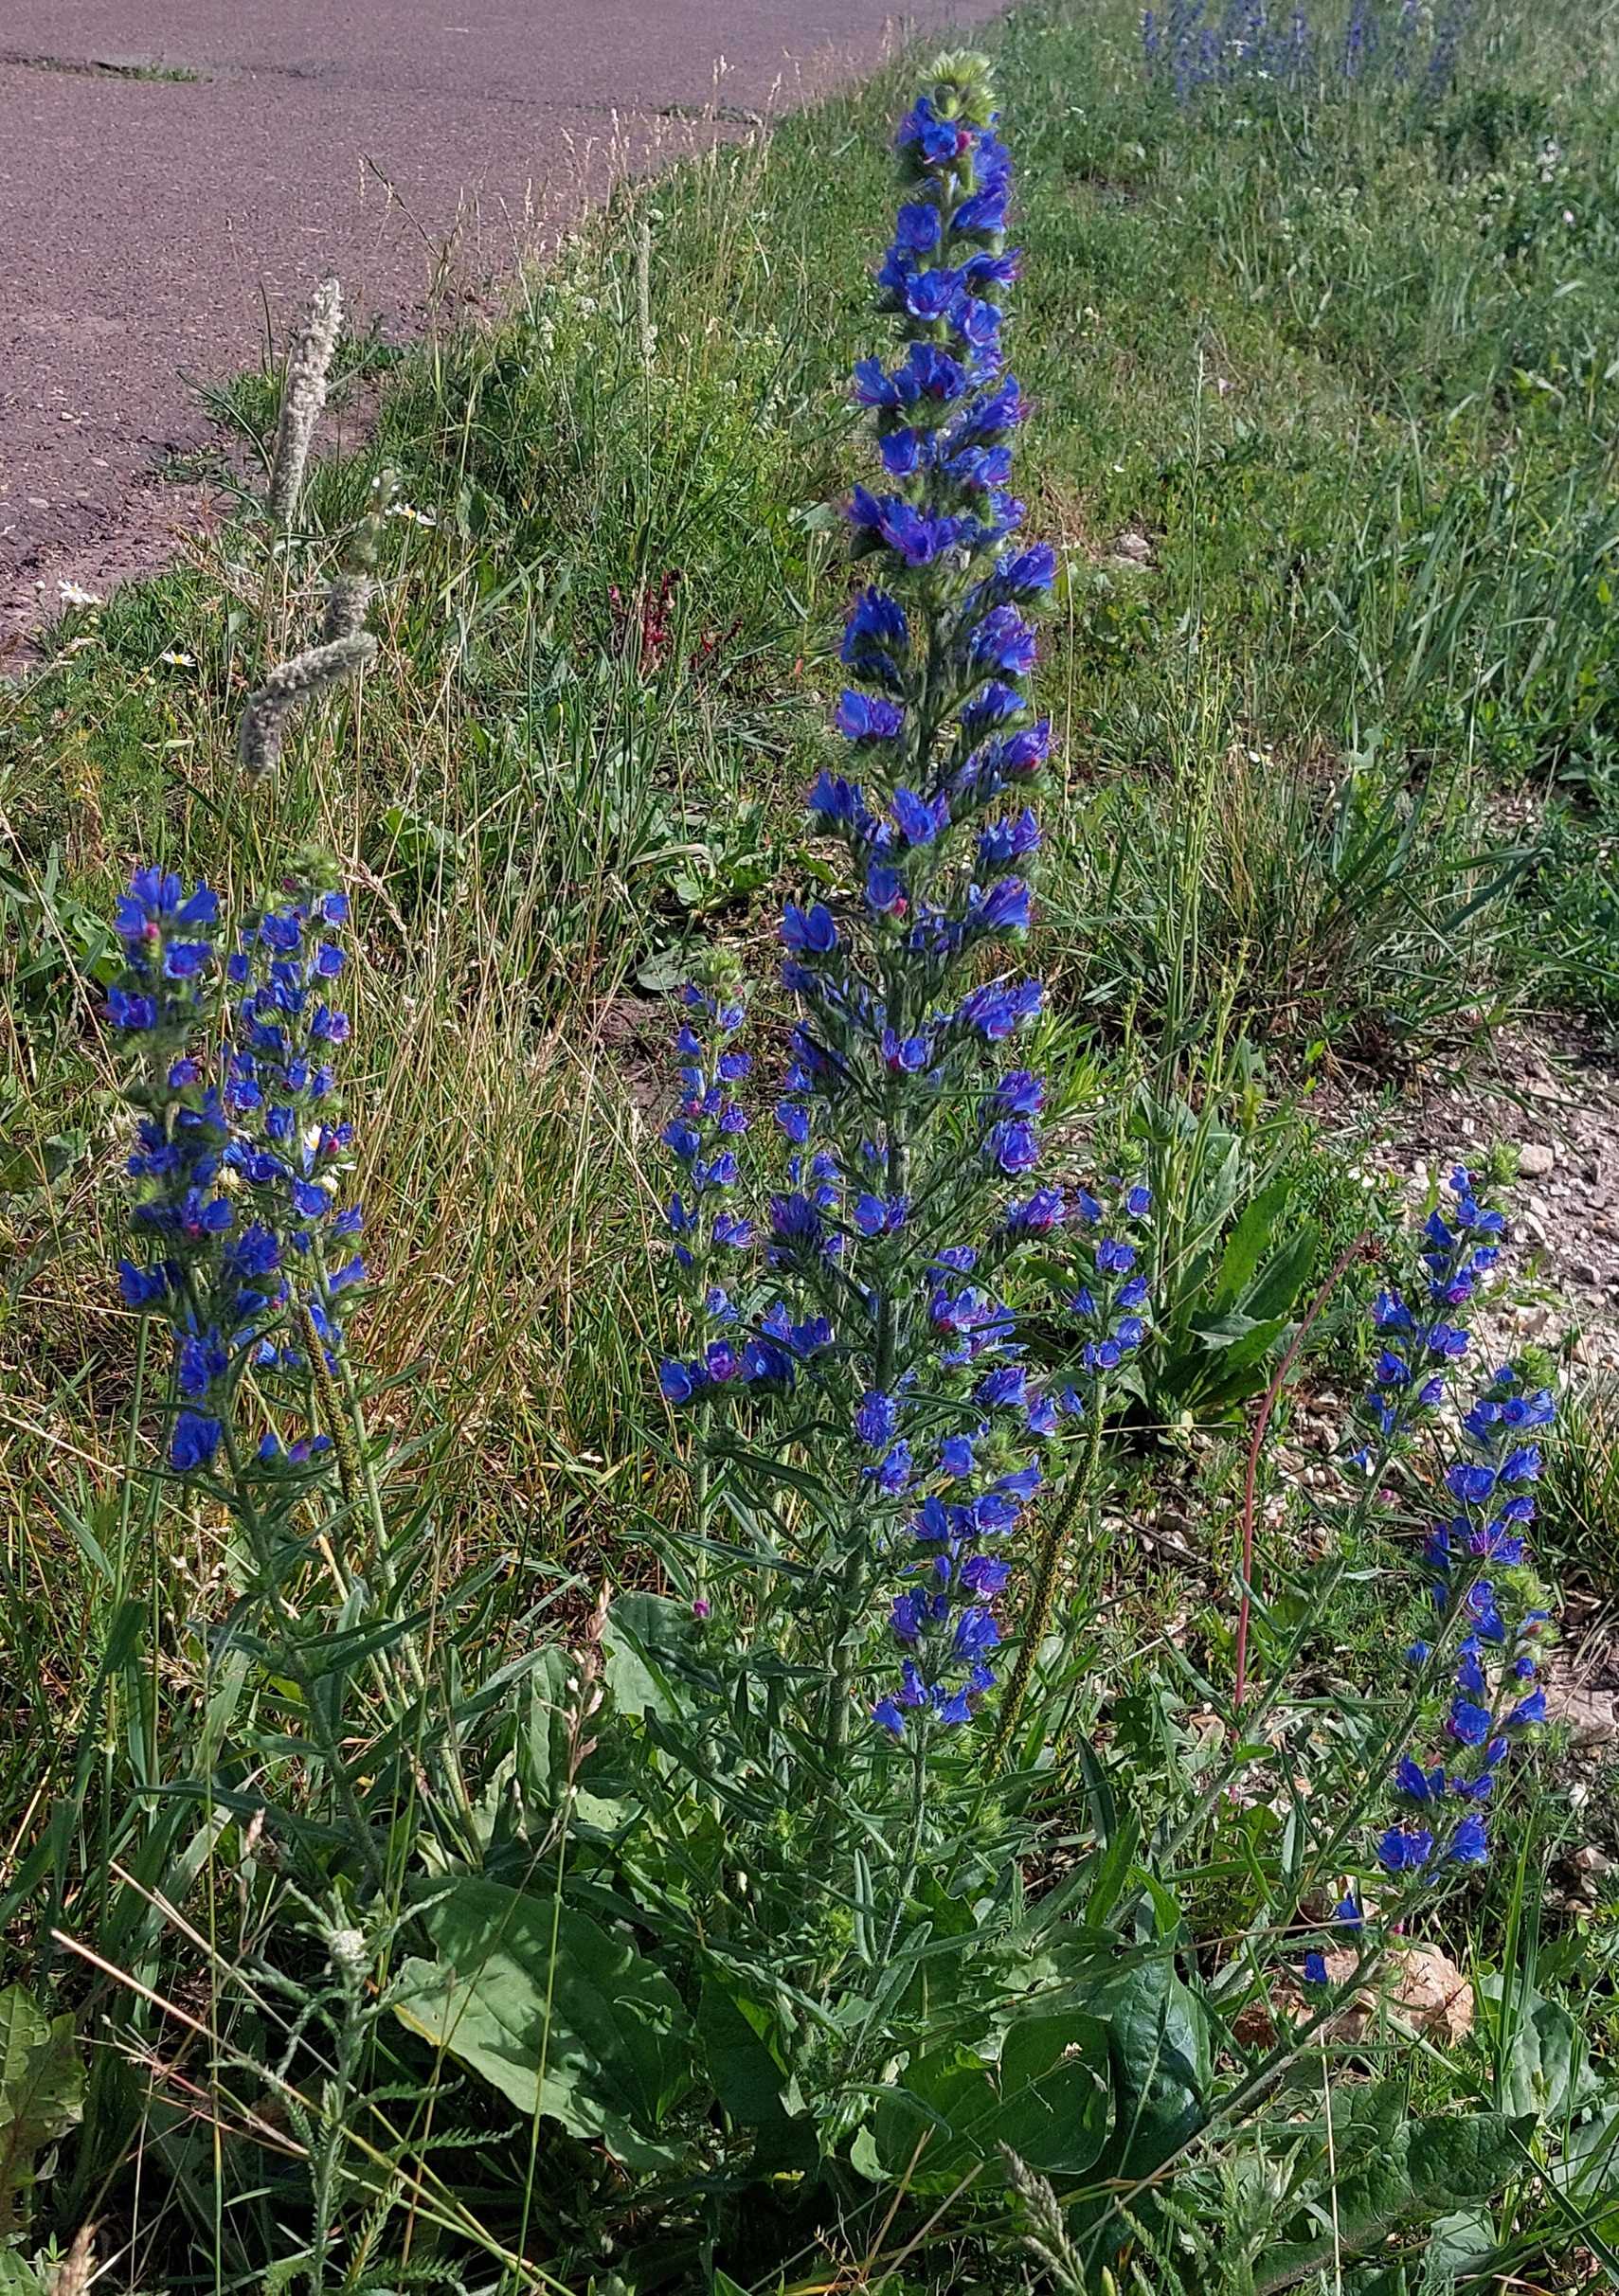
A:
[988,1409,1101,1775]
[692,1400,713,1606]
[878,1724,930,1970]
[182,1277,384,1891]
[823,1124,908,1762]
[227,1422,385,1891]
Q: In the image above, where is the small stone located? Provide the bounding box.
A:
[1519,1143,1556,1177]
[1545,1677,1618,1749]
[1242,1942,1474,2050]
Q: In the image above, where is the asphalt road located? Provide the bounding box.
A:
[0,1,999,630]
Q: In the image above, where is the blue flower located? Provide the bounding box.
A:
[892,787,945,846]
[856,1390,900,1447]
[171,1408,224,1472]
[836,689,905,744]
[841,587,910,690]
[1376,1825,1435,1874]
[873,1442,913,1495]
[781,902,838,956]
[1448,1812,1489,1864]
[1395,1754,1446,1803]
[1447,1462,1496,1505]
[118,1257,172,1307]
[939,1432,978,1478]
[985,1118,1039,1175]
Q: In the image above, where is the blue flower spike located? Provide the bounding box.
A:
[106,864,364,1472]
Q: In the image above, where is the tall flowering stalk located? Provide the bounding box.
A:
[1373,1361,1556,1878]
[105,857,383,1884]
[655,55,1160,1762]
[1351,1168,1556,1877]
[107,864,366,1477]
[1286,1169,1558,1991]
[112,868,262,1470]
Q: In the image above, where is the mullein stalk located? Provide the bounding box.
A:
[320,466,396,644]
[267,275,343,531]
[239,632,377,780]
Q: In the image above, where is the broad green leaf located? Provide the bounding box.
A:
[1210,1178,1293,1313]
[513,1646,576,1809]
[1555,2106,1619,2227]
[1097,1959,1212,2178]
[394,1876,697,2171]
[868,2011,1109,2191]
[695,1982,814,2176]
[1419,2208,1498,2289]
[696,1982,793,2130]
[1481,1979,1601,2124]
[603,1592,705,1719]
[1258,2090,1531,2293]
[1245,1220,1319,1321]
[0,1988,82,2237]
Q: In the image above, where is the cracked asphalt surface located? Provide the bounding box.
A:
[0,1,998,630]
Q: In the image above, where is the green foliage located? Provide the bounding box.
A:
[1252,2086,1530,2293]
[5,0,1619,2290]
[0,1992,81,2239]
[1536,1372,1619,1587]
[396,1876,698,2172]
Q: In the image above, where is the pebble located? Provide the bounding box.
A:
[1546,1676,1618,1749]
[1519,1143,1556,1177]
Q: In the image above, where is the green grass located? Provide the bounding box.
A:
[5,1,1619,2288]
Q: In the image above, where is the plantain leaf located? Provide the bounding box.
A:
[394,1875,697,2171]
[865,2009,1110,2192]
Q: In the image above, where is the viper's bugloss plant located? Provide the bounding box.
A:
[656,53,1160,1756]
[38,33,1619,2290]
[1373,1355,1556,1875]
[107,861,365,1474]
[1142,0,1471,103]
[1284,1169,1560,1990]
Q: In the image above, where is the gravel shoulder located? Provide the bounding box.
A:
[0,0,1001,637]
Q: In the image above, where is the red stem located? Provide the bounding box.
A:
[1232,1230,1369,1712]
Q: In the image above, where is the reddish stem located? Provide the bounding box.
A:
[1232,1231,1370,1713]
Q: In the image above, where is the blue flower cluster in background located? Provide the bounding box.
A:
[1142,0,1472,104]
[1376,1355,1556,1877]
[1368,1173,1556,1878]
[1350,1165,1503,1470]
[106,865,363,1472]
